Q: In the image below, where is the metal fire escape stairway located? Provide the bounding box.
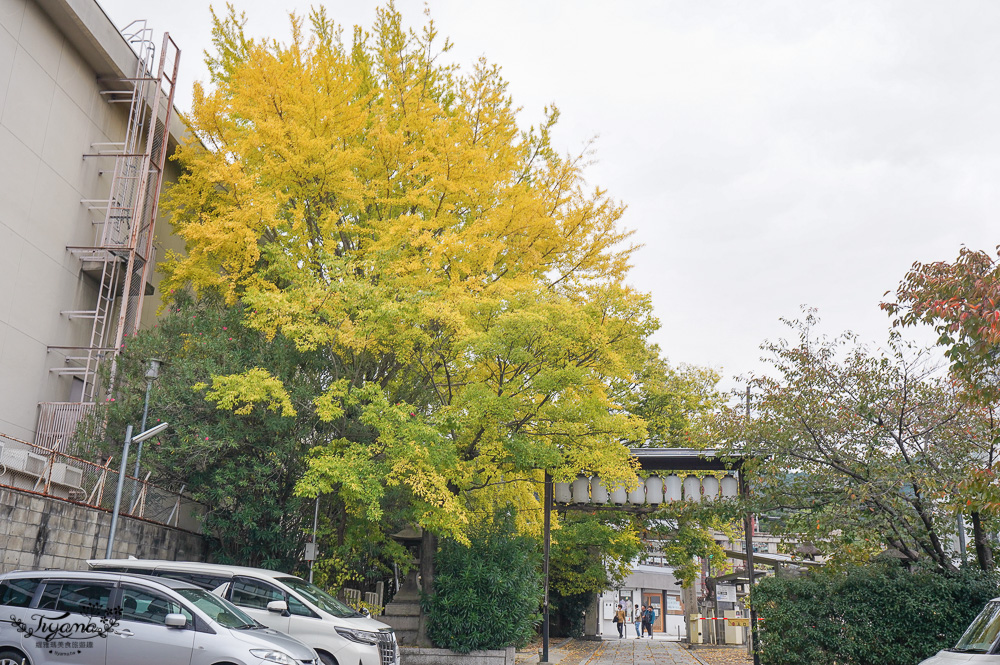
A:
[37,24,180,451]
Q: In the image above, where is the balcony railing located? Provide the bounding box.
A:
[36,402,97,453]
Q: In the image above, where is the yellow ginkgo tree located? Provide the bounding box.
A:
[163,2,655,549]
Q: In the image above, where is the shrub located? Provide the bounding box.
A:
[424,513,542,652]
[754,561,999,665]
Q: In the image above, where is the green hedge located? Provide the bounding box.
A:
[423,513,542,653]
[754,562,999,665]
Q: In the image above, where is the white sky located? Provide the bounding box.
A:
[96,0,1000,384]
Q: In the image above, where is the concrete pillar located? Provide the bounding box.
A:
[584,593,600,637]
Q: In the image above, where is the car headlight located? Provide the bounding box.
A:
[249,648,296,664]
[335,626,379,645]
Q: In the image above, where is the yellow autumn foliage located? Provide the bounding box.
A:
[194,367,297,417]
[164,3,654,541]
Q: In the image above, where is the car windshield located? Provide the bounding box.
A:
[952,601,1000,654]
[175,588,258,629]
[276,576,362,618]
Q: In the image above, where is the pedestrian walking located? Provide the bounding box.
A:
[639,604,649,637]
[643,605,656,638]
[633,604,642,637]
[614,603,626,638]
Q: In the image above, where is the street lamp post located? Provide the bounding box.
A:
[133,359,162,479]
[106,421,169,558]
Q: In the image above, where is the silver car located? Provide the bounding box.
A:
[0,570,319,665]
[919,598,1000,664]
[88,559,399,665]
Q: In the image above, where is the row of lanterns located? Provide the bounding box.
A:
[554,474,739,506]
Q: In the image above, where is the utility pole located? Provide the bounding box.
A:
[743,383,760,665]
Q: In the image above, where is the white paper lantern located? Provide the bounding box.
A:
[664,474,682,502]
[683,475,701,502]
[572,475,591,504]
[628,483,646,505]
[645,475,664,505]
[701,476,720,502]
[591,477,609,504]
[721,474,739,499]
[610,486,628,505]
[554,482,572,504]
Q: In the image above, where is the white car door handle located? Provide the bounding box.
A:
[116,628,134,637]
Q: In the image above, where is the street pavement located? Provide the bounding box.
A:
[582,638,702,665]
[518,637,703,665]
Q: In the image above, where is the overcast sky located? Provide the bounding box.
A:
[96,0,1000,384]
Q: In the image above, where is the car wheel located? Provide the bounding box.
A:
[317,653,338,665]
[0,649,28,665]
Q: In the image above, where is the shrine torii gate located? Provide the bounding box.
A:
[539,448,760,665]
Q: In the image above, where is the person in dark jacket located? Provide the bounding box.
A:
[642,605,655,637]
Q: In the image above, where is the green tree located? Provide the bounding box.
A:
[82,292,412,584]
[81,293,316,568]
[616,346,724,448]
[645,503,732,586]
[162,2,654,551]
[550,512,643,597]
[721,311,989,571]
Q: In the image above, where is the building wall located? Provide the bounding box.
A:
[0,0,186,441]
[597,565,687,641]
[0,486,208,573]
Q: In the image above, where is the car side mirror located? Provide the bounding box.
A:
[267,600,289,614]
[164,613,187,628]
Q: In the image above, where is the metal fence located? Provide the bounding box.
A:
[0,431,205,532]
[36,402,96,453]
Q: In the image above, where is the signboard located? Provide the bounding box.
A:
[727,618,751,627]
[717,584,737,603]
[666,596,682,612]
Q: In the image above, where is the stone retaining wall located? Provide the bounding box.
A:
[0,487,208,572]
[400,646,516,665]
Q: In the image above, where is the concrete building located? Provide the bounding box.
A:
[597,561,687,641]
[594,528,804,645]
[0,0,185,448]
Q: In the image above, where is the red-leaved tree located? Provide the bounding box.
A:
[883,246,1000,569]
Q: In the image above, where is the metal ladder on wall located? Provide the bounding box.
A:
[50,23,181,403]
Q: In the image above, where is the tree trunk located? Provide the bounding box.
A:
[971,511,994,571]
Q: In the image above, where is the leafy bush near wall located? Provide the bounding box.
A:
[424,513,542,653]
[754,562,999,665]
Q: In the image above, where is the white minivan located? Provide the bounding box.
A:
[919,598,1000,664]
[88,560,399,665]
[0,569,319,665]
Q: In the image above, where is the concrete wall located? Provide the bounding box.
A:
[0,486,208,573]
[399,646,515,665]
[0,0,188,441]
